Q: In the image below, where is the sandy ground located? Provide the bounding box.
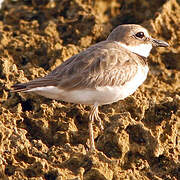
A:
[0,0,179,179]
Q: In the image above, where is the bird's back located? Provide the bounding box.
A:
[12,40,147,93]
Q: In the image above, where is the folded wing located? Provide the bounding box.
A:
[12,41,139,92]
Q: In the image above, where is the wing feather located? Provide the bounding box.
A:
[12,41,140,92]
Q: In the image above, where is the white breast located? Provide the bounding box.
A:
[27,65,149,105]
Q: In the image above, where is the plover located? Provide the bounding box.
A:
[12,24,169,152]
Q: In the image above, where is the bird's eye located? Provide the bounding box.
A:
[135,32,144,39]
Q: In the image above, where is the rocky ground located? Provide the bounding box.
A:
[0,0,179,179]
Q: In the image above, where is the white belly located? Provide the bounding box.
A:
[28,65,149,105]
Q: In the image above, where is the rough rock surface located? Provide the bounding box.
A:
[0,0,179,179]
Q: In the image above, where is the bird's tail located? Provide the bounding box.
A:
[11,77,57,93]
[11,83,29,92]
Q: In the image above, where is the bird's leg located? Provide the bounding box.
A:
[88,105,104,152]
[88,105,97,152]
[94,106,104,131]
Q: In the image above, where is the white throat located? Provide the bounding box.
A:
[116,42,152,58]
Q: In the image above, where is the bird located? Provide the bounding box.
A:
[12,24,169,152]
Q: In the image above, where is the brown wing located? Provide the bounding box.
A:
[53,41,139,90]
[12,41,139,92]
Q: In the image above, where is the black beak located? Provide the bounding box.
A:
[151,38,169,47]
